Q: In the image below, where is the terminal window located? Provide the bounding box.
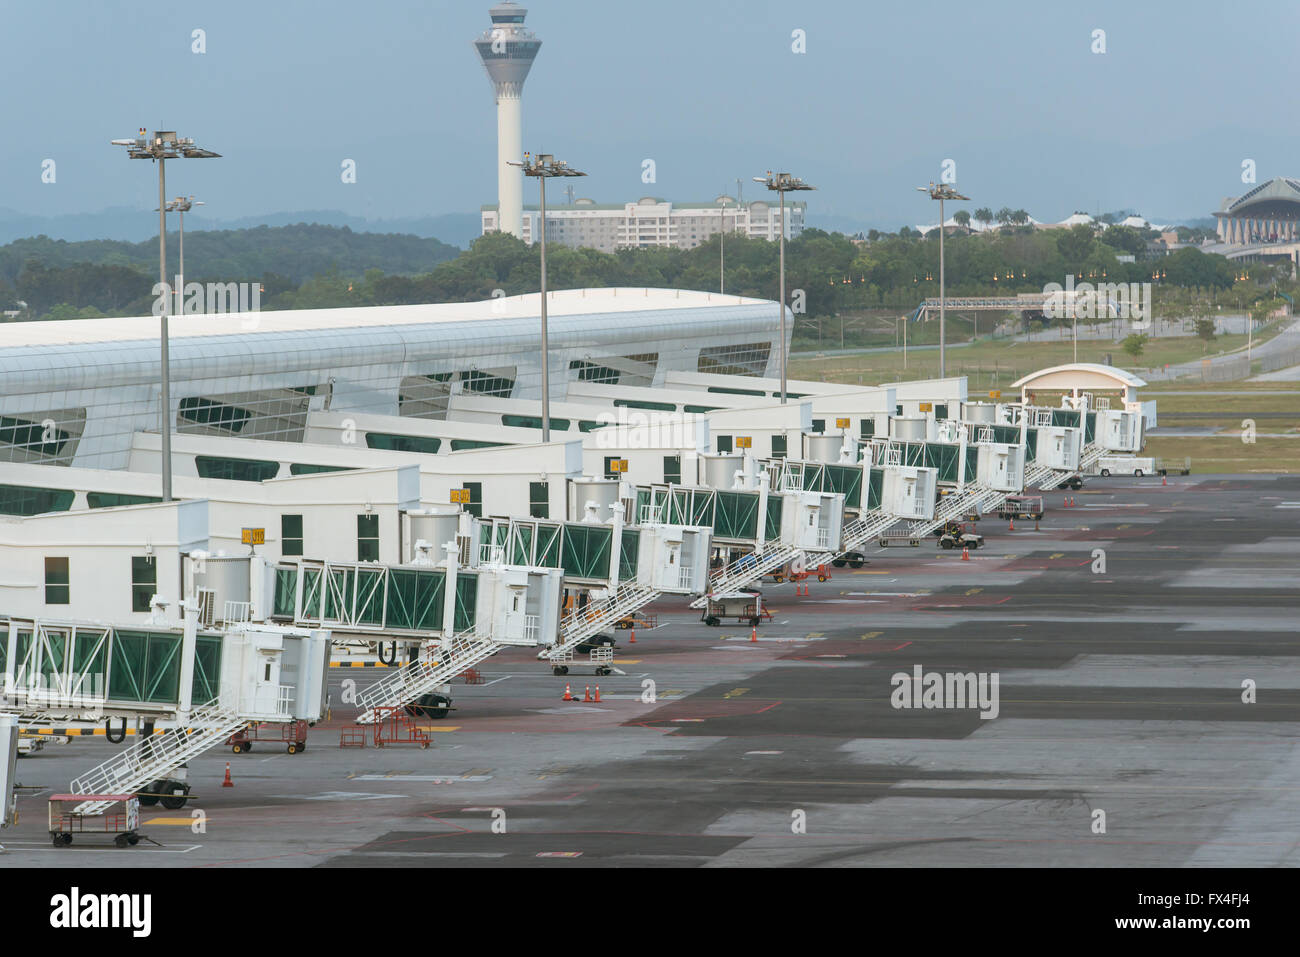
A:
[45,557,70,605]
[131,556,157,613]
[529,481,549,519]
[357,514,380,562]
[463,482,483,519]
[663,455,681,484]
[282,515,304,557]
[771,435,788,458]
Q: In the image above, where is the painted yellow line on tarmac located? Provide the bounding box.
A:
[144,818,197,826]
[860,631,883,639]
[722,688,750,698]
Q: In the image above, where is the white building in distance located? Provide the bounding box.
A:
[481,196,807,252]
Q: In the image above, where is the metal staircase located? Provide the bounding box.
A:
[688,542,806,610]
[1027,443,1102,491]
[541,580,660,660]
[355,627,496,724]
[68,697,245,815]
[906,483,1005,538]
[822,509,906,563]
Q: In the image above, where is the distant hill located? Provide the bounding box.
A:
[0,223,462,286]
[0,207,482,249]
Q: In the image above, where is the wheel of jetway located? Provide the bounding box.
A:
[831,559,846,568]
[705,616,720,627]
[849,556,864,568]
[552,665,569,676]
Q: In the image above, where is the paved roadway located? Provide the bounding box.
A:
[5,473,1298,867]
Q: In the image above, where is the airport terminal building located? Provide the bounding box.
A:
[0,288,786,477]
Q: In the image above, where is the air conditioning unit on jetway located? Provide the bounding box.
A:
[880,466,938,520]
[636,524,712,593]
[976,443,1025,492]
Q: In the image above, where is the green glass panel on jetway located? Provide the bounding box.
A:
[385,568,445,632]
[823,464,862,508]
[537,524,562,569]
[897,442,961,484]
[191,636,222,705]
[324,567,355,622]
[107,630,182,705]
[40,628,67,684]
[454,573,477,632]
[274,567,298,618]
[1051,409,1082,429]
[71,628,107,686]
[714,491,759,541]
[510,524,533,567]
[620,529,640,582]
[560,524,613,580]
[355,567,385,625]
[965,447,978,483]
[867,469,883,510]
[764,495,783,542]
[1085,412,1096,445]
[0,627,6,674]
[301,567,322,619]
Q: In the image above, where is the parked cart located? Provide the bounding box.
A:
[227,719,309,755]
[48,793,141,848]
[997,495,1044,521]
[700,591,768,627]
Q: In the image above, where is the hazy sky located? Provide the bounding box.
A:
[4,0,1298,231]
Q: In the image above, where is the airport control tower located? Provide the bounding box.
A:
[474,2,541,239]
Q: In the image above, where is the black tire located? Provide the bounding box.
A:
[705,616,720,627]
[52,834,64,847]
[160,787,188,811]
[940,539,953,550]
[297,742,307,751]
[849,557,864,568]
[426,708,449,719]
[115,834,129,848]
[831,559,846,568]
[817,574,827,582]
[231,743,244,754]
[243,741,251,752]
[750,617,761,627]
[555,666,569,676]
[127,834,140,846]
[1100,469,1110,477]
[1134,469,1144,477]
[287,742,299,755]
[138,792,159,807]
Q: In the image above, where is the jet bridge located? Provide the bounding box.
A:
[0,606,331,815]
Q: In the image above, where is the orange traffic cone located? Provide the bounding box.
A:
[562,683,573,701]
[1008,517,1015,531]
[1162,475,1167,486]
[629,628,636,644]
[593,685,601,702]
[222,762,234,788]
[584,684,592,702]
[750,625,758,642]
[961,546,970,561]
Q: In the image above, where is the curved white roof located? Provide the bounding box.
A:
[0,287,769,349]
[1010,363,1147,389]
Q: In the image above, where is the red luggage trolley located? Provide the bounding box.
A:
[48,793,141,848]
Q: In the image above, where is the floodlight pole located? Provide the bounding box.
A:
[919,182,969,379]
[158,158,170,499]
[756,171,816,403]
[513,153,586,443]
[538,172,549,441]
[114,130,220,502]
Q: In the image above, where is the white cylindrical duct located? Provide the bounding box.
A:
[701,452,743,489]
[892,416,927,441]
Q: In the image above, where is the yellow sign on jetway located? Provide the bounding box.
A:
[449,489,471,504]
[989,390,1002,399]
[735,437,752,449]
[610,459,629,473]
[240,527,265,546]
[835,417,850,429]
[919,402,933,413]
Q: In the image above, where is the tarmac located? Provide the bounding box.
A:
[5,473,1298,868]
